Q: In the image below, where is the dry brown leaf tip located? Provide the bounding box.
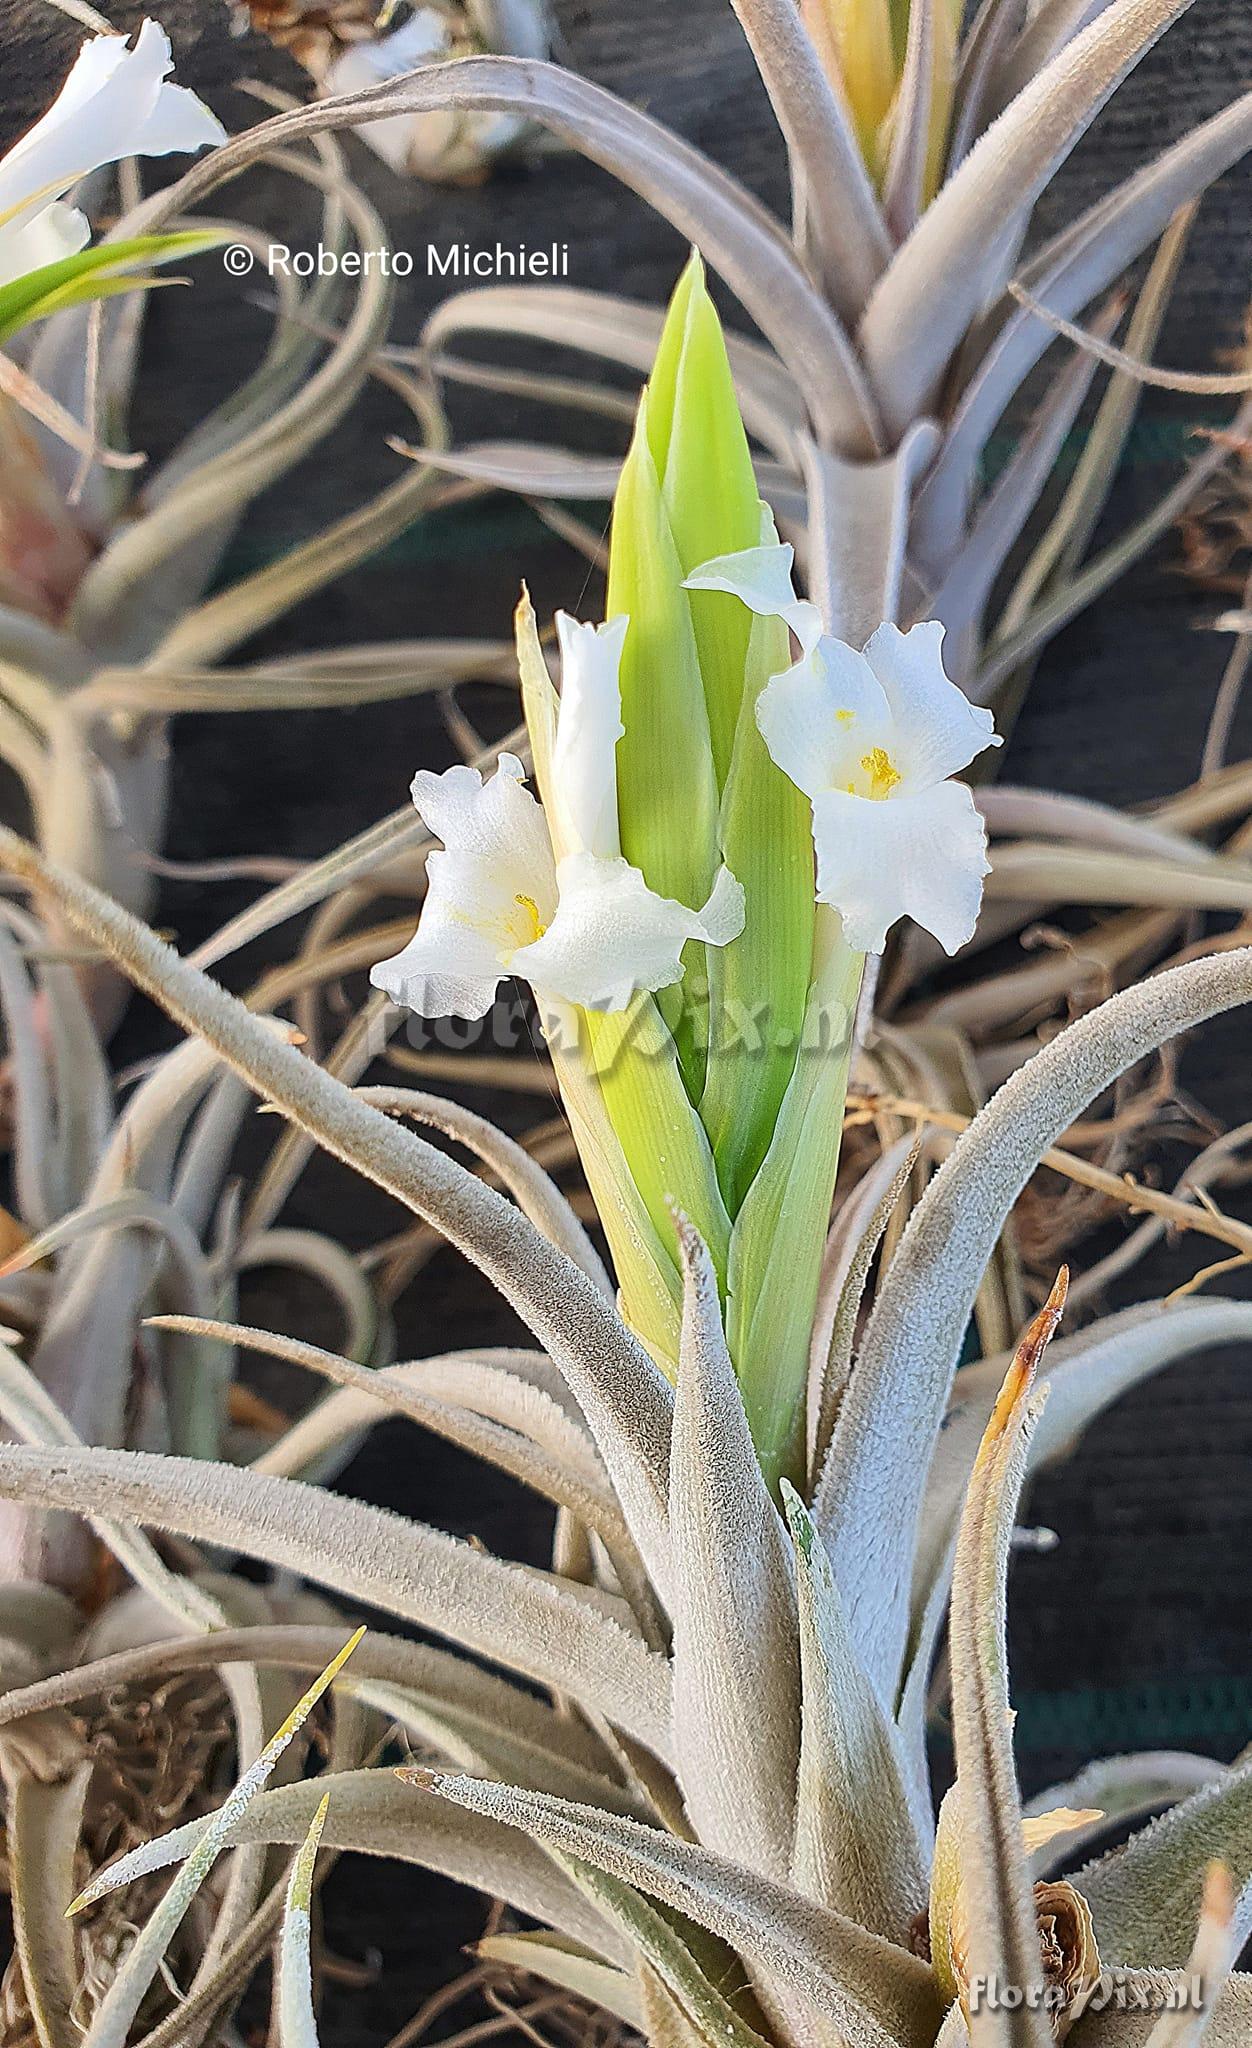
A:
[976,1265,1069,1469]
[1032,1880,1102,2040]
[949,1876,1102,2042]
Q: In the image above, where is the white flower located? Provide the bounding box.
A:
[0,19,225,288]
[546,613,628,863]
[371,614,744,1019]
[323,7,549,182]
[322,11,452,178]
[371,753,554,1022]
[685,543,1000,956]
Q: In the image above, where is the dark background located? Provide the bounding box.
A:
[7,0,1252,2037]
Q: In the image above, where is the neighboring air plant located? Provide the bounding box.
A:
[360,0,1252,708]
[1,272,1252,2048]
[0,15,504,1031]
[805,0,961,199]
[0,875,411,2040]
[0,14,224,799]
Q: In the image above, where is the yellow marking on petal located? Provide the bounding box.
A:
[861,746,901,799]
[514,893,548,942]
[835,707,856,726]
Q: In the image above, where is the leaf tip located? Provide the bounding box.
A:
[1203,1858,1235,1927]
[779,1477,815,1561]
[982,1268,1069,1456]
[396,1764,439,1790]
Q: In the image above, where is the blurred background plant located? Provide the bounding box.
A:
[0,1,525,1035]
[232,0,559,183]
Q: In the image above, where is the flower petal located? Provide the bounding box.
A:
[514,852,745,1012]
[0,19,224,273]
[122,21,228,156]
[755,640,890,800]
[411,753,555,890]
[373,755,558,1020]
[369,879,506,1023]
[695,862,749,948]
[809,779,990,956]
[550,612,628,860]
[862,621,1000,786]
[684,542,822,653]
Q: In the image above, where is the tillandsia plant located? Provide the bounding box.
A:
[0,10,517,1031]
[371,254,1003,1489]
[2,274,1252,2048]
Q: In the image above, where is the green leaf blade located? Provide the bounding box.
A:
[0,231,225,341]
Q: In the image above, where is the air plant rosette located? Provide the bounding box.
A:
[0,247,1251,2047]
[0,866,414,2037]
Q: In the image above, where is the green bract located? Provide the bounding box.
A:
[538,259,859,1488]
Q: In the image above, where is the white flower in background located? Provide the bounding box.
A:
[322,3,553,184]
[687,543,1000,956]
[0,19,225,287]
[372,613,744,1018]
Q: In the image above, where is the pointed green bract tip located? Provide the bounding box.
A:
[642,248,705,472]
[655,256,762,787]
